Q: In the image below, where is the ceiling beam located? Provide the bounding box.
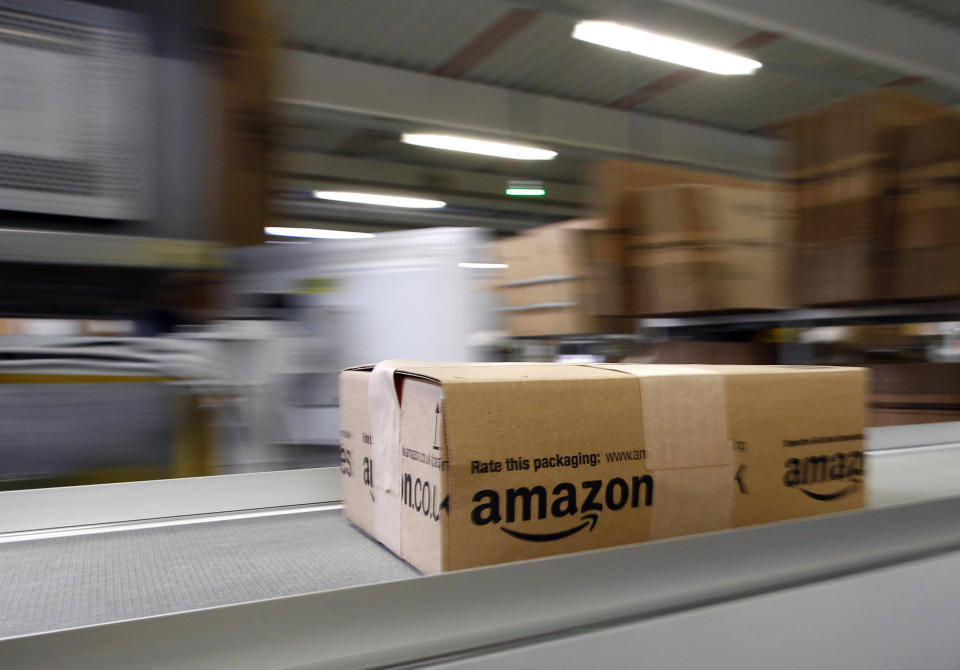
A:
[434,8,541,78]
[275,151,582,215]
[277,50,777,178]
[272,200,554,234]
[657,0,960,90]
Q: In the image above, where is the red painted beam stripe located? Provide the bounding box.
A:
[882,75,926,87]
[434,8,541,78]
[609,70,699,109]
[609,31,781,110]
[730,31,780,51]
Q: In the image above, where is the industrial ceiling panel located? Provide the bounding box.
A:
[276,0,512,72]
[273,0,960,175]
[624,30,939,132]
[468,3,762,106]
[466,12,677,105]
[276,0,959,129]
[868,0,960,30]
[558,0,771,44]
[379,138,587,183]
[756,37,908,92]
[275,105,589,184]
[637,66,847,132]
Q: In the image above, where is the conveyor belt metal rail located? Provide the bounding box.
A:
[4,493,960,668]
[2,424,960,668]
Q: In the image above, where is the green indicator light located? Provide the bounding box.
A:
[505,187,546,196]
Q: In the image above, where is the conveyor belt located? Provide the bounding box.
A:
[0,507,416,639]
[2,445,959,642]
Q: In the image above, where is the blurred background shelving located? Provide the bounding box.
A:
[0,0,959,480]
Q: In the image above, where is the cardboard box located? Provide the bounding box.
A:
[626,341,779,365]
[870,408,960,426]
[341,361,867,573]
[783,90,945,304]
[891,113,960,300]
[588,160,774,227]
[631,243,785,314]
[870,363,960,405]
[793,174,897,304]
[631,185,788,240]
[495,220,630,336]
[585,161,778,313]
[868,363,960,426]
[784,89,944,177]
[894,246,960,300]
[896,112,960,171]
[628,186,789,314]
[339,370,377,536]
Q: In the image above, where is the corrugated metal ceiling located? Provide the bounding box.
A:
[467,4,757,107]
[869,0,960,30]
[640,34,927,132]
[277,106,590,183]
[274,0,960,135]
[277,0,511,71]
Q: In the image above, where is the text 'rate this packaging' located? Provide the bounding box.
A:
[341,362,867,574]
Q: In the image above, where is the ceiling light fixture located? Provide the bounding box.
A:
[505,187,546,196]
[265,227,375,239]
[401,133,557,160]
[507,180,546,197]
[313,191,446,209]
[572,20,762,75]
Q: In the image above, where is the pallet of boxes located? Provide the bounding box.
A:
[492,219,627,337]
[890,111,960,300]
[491,160,791,339]
[783,90,945,305]
[626,184,789,315]
[870,362,960,426]
[340,360,868,574]
[589,160,789,316]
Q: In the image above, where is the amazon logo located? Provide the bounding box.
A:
[783,451,863,501]
[401,473,448,521]
[471,476,654,542]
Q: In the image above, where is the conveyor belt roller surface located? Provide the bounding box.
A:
[0,507,416,639]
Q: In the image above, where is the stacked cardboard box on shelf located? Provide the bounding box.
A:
[341,361,867,574]
[785,90,944,305]
[209,0,276,247]
[587,161,775,315]
[628,185,789,314]
[869,363,960,426]
[494,219,628,337]
[891,113,960,300]
[588,159,771,221]
[625,341,780,365]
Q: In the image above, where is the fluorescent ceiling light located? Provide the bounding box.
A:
[505,187,546,196]
[458,262,508,269]
[313,191,446,209]
[265,226,375,239]
[572,20,762,75]
[402,133,557,160]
